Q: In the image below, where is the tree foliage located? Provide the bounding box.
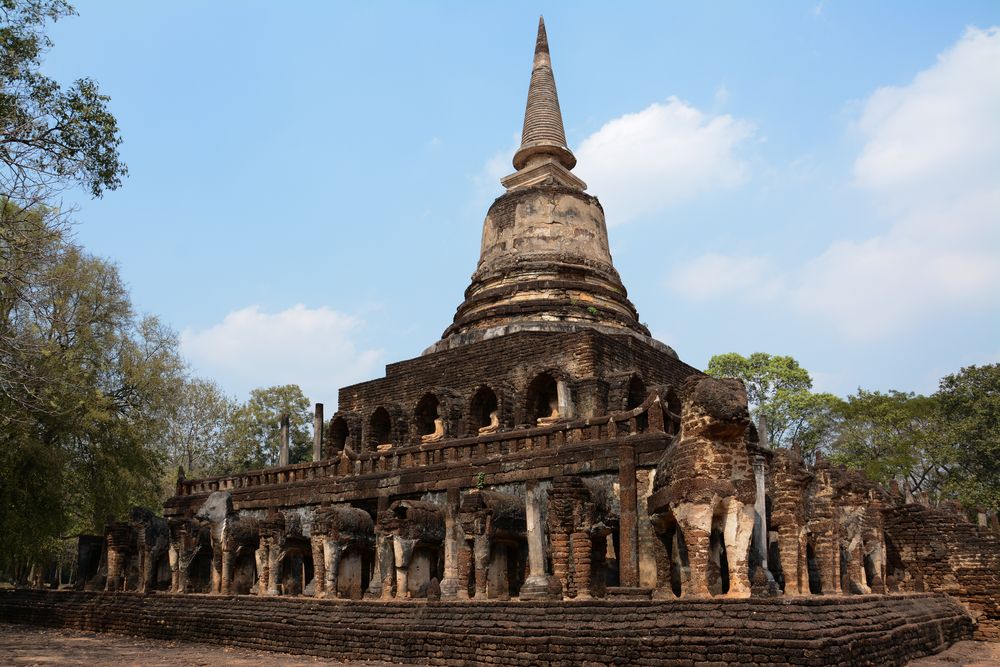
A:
[707,353,999,512]
[1,0,126,201]
[0,220,184,571]
[218,384,313,473]
[0,2,141,575]
[937,364,1000,511]
[158,377,236,484]
[706,351,842,454]
[829,390,946,493]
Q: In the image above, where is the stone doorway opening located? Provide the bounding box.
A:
[329,417,349,456]
[468,385,499,435]
[708,510,731,596]
[414,393,440,439]
[368,408,391,449]
[526,372,559,425]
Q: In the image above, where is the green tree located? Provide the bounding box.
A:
[937,364,1000,512]
[1,0,127,416]
[158,377,236,489]
[828,390,946,494]
[1,0,126,201]
[220,384,313,473]
[0,234,184,573]
[706,352,842,454]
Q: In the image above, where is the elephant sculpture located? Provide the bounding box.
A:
[310,504,374,598]
[127,507,169,593]
[194,490,261,595]
[647,376,758,598]
[458,490,527,599]
[370,500,444,599]
[167,515,207,593]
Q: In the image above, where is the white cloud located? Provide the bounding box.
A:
[574,97,755,225]
[669,253,784,302]
[661,28,1000,341]
[794,26,1000,339]
[181,305,383,407]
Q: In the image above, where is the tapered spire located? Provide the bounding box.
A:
[433,16,654,355]
[511,16,577,172]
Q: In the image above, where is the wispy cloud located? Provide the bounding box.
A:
[665,27,1000,342]
[181,304,383,407]
[575,98,755,225]
[669,253,785,303]
[795,26,1000,338]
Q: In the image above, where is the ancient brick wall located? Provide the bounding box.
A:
[0,590,971,666]
[884,503,1000,639]
[337,330,697,447]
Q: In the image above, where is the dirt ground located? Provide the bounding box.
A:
[0,623,404,666]
[0,622,997,666]
[906,640,1000,666]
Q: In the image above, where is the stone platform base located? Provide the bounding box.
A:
[0,590,973,666]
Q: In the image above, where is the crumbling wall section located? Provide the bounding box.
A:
[883,503,1000,639]
[0,590,972,666]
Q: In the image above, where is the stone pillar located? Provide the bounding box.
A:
[521,480,552,599]
[311,536,325,597]
[978,510,988,528]
[618,445,639,587]
[815,532,840,595]
[393,536,413,599]
[168,543,179,592]
[473,533,490,599]
[440,486,462,599]
[752,456,769,570]
[255,540,268,595]
[778,525,802,595]
[313,403,324,462]
[279,413,290,467]
[556,379,574,420]
[366,495,391,599]
[550,530,569,598]
[457,539,472,600]
[758,414,769,448]
[571,531,593,599]
[324,539,341,597]
[674,504,712,598]
[106,548,125,592]
[376,534,394,600]
[220,549,233,595]
[266,538,281,595]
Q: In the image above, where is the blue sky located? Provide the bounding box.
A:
[45,2,1000,406]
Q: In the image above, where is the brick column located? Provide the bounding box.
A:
[311,536,325,597]
[279,413,290,467]
[473,533,490,599]
[571,531,593,599]
[457,539,472,600]
[618,445,638,587]
[312,403,324,462]
[440,487,462,599]
[521,480,552,599]
[550,530,570,598]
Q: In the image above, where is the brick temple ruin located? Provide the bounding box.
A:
[3,17,998,666]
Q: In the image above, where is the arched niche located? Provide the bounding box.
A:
[329,417,349,456]
[525,372,559,425]
[468,385,499,435]
[626,375,647,410]
[806,540,822,594]
[627,375,648,432]
[708,509,731,596]
[368,407,392,449]
[414,393,440,438]
[665,386,682,436]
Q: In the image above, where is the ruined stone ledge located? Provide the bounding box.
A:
[0,590,973,666]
